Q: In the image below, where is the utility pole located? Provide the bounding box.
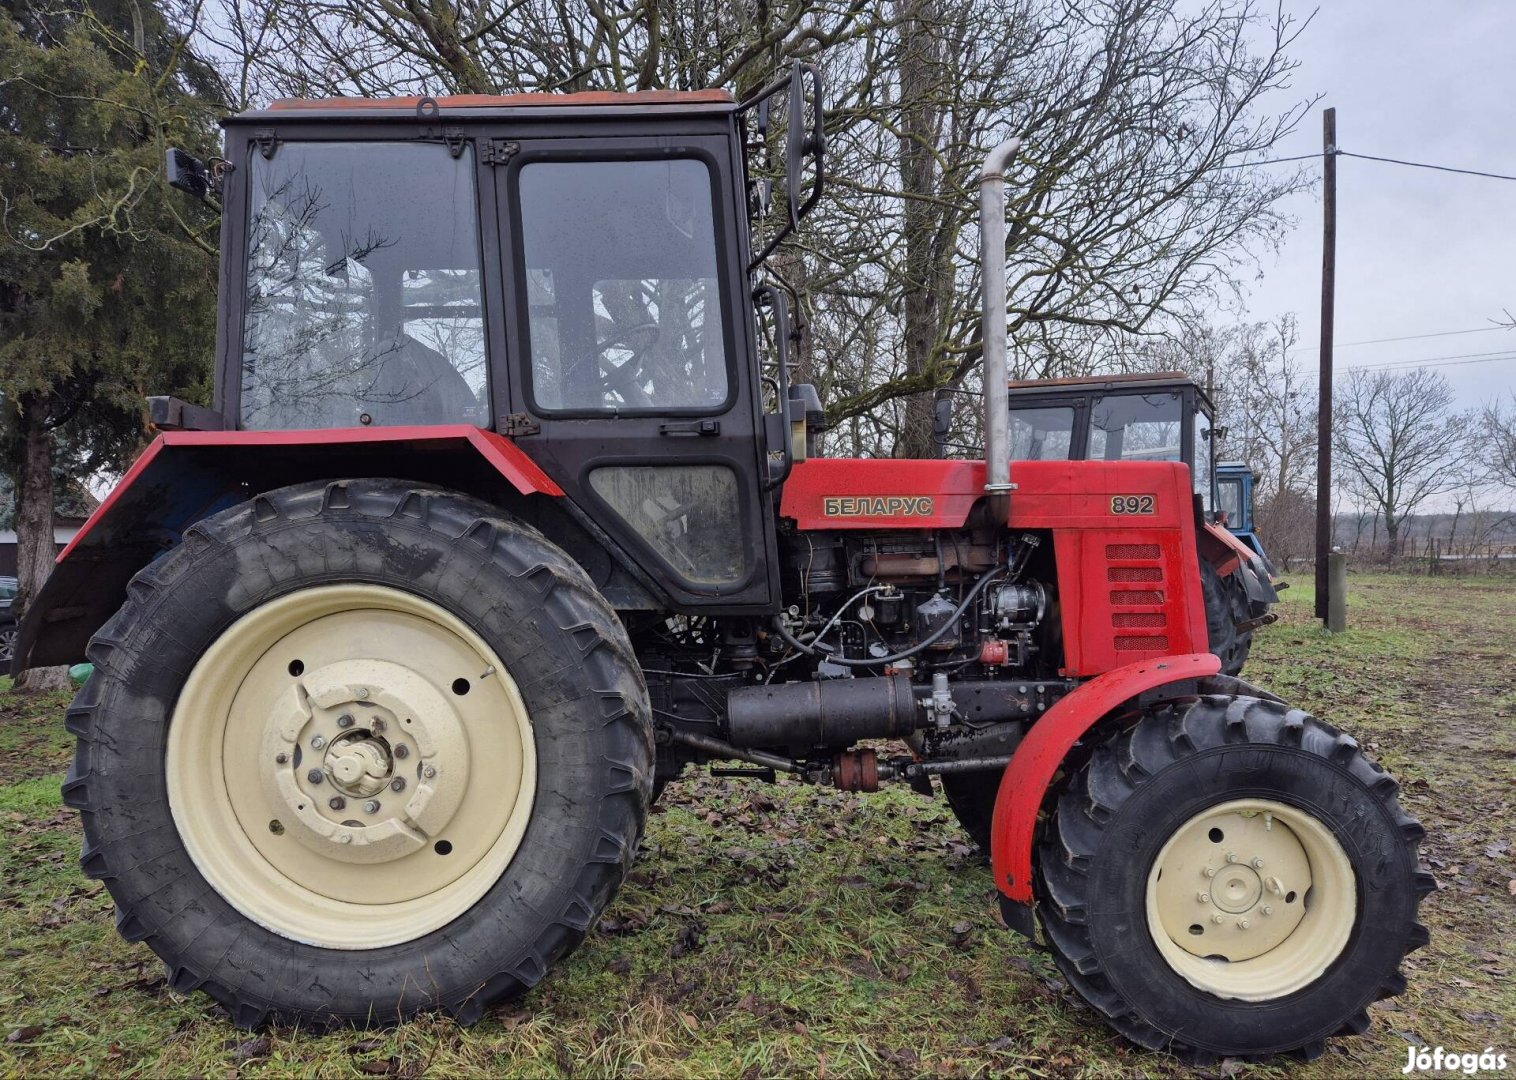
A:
[1314,108,1337,623]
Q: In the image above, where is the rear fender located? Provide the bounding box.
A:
[13,426,658,671]
[990,652,1222,909]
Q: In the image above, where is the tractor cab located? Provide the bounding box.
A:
[160,74,824,614]
[1216,461,1275,574]
[1005,371,1218,510]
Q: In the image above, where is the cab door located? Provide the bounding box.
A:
[489,136,777,612]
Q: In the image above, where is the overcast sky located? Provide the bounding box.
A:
[1239,0,1516,412]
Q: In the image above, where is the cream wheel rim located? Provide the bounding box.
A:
[167,584,536,949]
[1145,798,1356,1000]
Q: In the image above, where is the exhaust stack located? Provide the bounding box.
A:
[979,139,1021,517]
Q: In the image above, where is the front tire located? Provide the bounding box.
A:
[63,479,652,1027]
[1036,695,1431,1062]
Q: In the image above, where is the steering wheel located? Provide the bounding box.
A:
[596,321,661,407]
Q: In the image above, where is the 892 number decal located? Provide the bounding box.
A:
[1111,495,1156,515]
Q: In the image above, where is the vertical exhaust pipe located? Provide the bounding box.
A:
[979,139,1021,519]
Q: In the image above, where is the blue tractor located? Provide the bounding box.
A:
[1215,462,1277,577]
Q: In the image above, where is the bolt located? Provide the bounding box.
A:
[390,777,406,792]
[1261,905,1274,916]
[1197,892,1210,903]
[307,769,324,784]
[1251,856,1265,869]
[274,752,289,765]
[355,687,370,700]
[1225,851,1238,864]
[370,717,386,733]
[1237,919,1250,930]
[1202,867,1217,879]
[1211,914,1225,925]
[336,833,352,845]
[328,796,346,811]
[363,800,381,814]
[311,735,326,750]
[422,765,437,779]
[393,744,409,760]
[337,713,355,729]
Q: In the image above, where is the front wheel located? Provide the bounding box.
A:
[63,479,653,1027]
[1036,695,1431,1062]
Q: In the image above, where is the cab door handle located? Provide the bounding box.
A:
[659,420,721,437]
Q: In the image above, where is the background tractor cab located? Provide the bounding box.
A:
[1216,460,1276,575]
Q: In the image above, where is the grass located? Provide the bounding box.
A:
[1,574,1513,1078]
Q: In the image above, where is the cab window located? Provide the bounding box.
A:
[517,158,729,413]
[1009,406,1075,460]
[240,142,488,430]
[1089,393,1183,461]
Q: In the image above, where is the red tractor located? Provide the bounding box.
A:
[16,68,1428,1062]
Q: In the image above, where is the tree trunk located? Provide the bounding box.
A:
[9,392,69,691]
[894,0,946,458]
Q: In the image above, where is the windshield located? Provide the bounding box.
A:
[1089,392,1183,462]
[517,158,729,413]
[1217,477,1243,526]
[1009,406,1075,460]
[240,142,488,430]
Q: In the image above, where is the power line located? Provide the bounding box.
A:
[1294,324,1513,352]
[1213,152,1320,170]
[1339,150,1516,183]
[1347,351,1516,372]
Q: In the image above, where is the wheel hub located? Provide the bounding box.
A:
[262,658,471,869]
[1145,798,1356,1000]
[168,585,537,947]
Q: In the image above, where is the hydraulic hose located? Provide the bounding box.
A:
[772,564,1005,669]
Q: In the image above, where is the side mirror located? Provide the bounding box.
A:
[739,61,826,268]
[166,147,219,200]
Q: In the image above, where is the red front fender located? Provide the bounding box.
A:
[15,425,561,672]
[990,652,1222,904]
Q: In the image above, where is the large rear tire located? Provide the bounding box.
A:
[1035,695,1431,1062]
[63,479,652,1028]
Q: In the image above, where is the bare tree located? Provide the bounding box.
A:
[1482,393,1516,491]
[1334,367,1473,557]
[198,0,1317,455]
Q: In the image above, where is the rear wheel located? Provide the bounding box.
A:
[1200,560,1244,676]
[63,479,653,1027]
[1035,695,1431,1062]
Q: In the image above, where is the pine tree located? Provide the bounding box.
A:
[1,0,222,686]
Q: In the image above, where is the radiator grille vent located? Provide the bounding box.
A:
[1106,543,1161,560]
[1108,566,1162,583]
[1113,612,1166,628]
[1116,635,1170,651]
[1109,589,1164,606]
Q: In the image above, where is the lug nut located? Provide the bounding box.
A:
[307,769,324,784]
[1262,905,1274,915]
[393,744,409,759]
[390,778,406,792]
[274,752,289,765]
[422,765,437,779]
[1211,914,1225,925]
[336,833,352,845]
[1237,919,1250,930]
[1197,892,1210,903]
[355,687,370,700]
[1251,857,1265,869]
[311,735,326,750]
[1202,867,1217,879]
[328,796,346,811]
[371,718,386,733]
[364,800,381,814]
[337,713,355,729]
[1225,851,1238,864]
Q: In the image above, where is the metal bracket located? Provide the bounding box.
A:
[501,413,540,437]
[415,97,466,157]
[253,129,278,159]
[480,138,520,166]
[658,419,720,437]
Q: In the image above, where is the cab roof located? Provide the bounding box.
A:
[235,89,735,122]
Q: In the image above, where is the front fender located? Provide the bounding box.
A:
[14,425,562,673]
[990,652,1222,907]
